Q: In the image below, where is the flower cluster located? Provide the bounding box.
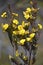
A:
[1,12,18,18]
[23,8,32,19]
[23,7,39,20]
[1,2,43,65]
[1,19,42,48]
[1,9,43,54]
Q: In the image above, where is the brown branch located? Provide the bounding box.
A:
[28,0,37,65]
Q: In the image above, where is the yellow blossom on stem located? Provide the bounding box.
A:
[26,7,31,13]
[12,24,17,29]
[23,56,28,61]
[33,44,38,47]
[19,29,25,35]
[12,13,18,17]
[22,21,25,27]
[2,23,9,31]
[1,12,7,18]
[18,25,23,30]
[19,39,26,45]
[25,10,29,14]
[38,24,43,29]
[31,7,39,12]
[24,14,30,20]
[26,37,32,42]
[13,19,19,25]
[32,28,38,32]
[25,22,30,26]
[23,11,30,19]
[16,50,19,57]
[30,1,33,5]
[9,55,13,59]
[25,30,29,34]
[22,21,30,28]
[29,33,35,39]
[23,11,26,16]
[29,15,33,19]
[13,31,18,35]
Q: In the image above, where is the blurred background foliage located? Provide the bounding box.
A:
[0,0,43,65]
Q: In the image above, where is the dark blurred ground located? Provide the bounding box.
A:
[0,0,43,65]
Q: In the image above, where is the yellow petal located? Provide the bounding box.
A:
[2,24,9,31]
[25,10,30,14]
[12,24,17,29]
[16,50,19,57]
[22,21,25,27]
[33,44,38,47]
[23,11,30,19]
[30,1,33,5]
[1,12,7,18]
[20,39,25,45]
[23,56,28,60]
[13,31,18,35]
[25,22,30,26]
[25,30,29,34]
[32,28,38,32]
[13,19,19,25]
[31,7,39,12]
[19,29,25,35]
[26,8,31,12]
[38,24,43,29]
[12,13,18,17]
[26,37,32,42]
[23,11,26,15]
[9,55,13,59]
[18,25,23,30]
[24,14,30,19]
[29,33,35,38]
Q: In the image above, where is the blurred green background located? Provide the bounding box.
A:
[0,0,43,65]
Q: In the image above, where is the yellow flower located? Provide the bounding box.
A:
[16,50,19,57]
[24,14,30,19]
[31,7,39,12]
[9,55,13,59]
[22,21,30,28]
[32,7,35,11]
[35,44,38,47]
[18,25,23,30]
[33,44,38,47]
[25,22,30,26]
[22,21,25,27]
[30,1,33,5]
[19,29,25,35]
[32,28,38,32]
[12,13,18,17]
[25,10,30,14]
[13,19,19,25]
[29,15,33,19]
[38,24,43,29]
[26,37,32,42]
[13,31,18,35]
[26,8,31,13]
[23,56,28,60]
[1,12,7,18]
[23,11,26,16]
[20,39,25,45]
[12,24,17,29]
[29,33,35,38]
[23,11,30,19]
[25,30,29,34]
[2,23,9,31]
